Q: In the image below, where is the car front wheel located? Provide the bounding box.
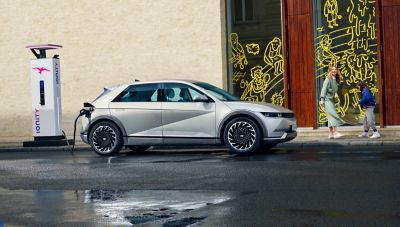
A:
[224,117,262,154]
[89,121,123,156]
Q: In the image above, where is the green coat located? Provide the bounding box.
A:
[320,77,345,127]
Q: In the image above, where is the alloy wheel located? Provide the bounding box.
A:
[92,125,117,154]
[227,121,256,151]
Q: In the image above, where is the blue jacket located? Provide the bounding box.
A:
[358,87,375,107]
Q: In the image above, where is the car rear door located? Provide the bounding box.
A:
[161,82,216,144]
[108,83,163,145]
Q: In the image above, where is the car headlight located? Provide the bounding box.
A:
[263,112,282,118]
[262,112,295,118]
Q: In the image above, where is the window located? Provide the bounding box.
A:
[113,83,159,102]
[226,0,284,105]
[163,83,205,102]
[313,0,379,127]
[194,82,240,101]
[234,0,254,22]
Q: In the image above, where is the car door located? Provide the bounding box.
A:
[161,82,216,144]
[108,83,163,145]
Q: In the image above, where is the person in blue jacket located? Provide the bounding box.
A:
[354,81,380,138]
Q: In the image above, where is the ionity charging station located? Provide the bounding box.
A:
[23,44,72,147]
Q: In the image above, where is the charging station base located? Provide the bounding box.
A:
[23,136,73,147]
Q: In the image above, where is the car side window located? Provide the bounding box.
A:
[163,83,204,102]
[113,84,159,102]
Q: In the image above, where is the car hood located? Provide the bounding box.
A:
[223,101,293,113]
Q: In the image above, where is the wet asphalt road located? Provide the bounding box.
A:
[0,146,399,226]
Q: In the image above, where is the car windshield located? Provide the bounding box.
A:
[193,82,241,101]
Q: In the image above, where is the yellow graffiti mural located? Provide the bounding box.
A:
[229,33,248,70]
[229,36,285,104]
[246,43,260,55]
[316,0,378,125]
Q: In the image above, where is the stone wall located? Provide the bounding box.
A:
[0,0,225,139]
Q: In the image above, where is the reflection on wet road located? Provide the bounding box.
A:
[0,188,232,226]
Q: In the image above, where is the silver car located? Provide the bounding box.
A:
[80,80,297,156]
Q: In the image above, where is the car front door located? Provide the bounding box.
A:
[161,82,216,144]
[108,83,163,145]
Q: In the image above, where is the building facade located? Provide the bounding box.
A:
[0,0,399,138]
[225,0,400,128]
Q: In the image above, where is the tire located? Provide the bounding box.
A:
[223,117,262,154]
[89,121,123,156]
[126,145,150,153]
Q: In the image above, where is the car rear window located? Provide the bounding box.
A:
[112,84,159,102]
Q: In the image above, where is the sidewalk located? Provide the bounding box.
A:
[282,126,400,147]
[0,127,398,152]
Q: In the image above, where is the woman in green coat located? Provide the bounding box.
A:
[319,66,345,139]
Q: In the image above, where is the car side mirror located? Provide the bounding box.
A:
[193,94,210,102]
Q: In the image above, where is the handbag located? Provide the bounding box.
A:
[334,93,339,103]
[329,79,339,103]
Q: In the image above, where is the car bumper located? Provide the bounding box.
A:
[80,133,89,144]
[263,131,297,144]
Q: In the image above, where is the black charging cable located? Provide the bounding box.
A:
[64,109,91,152]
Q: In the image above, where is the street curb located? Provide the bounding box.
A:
[278,139,400,148]
[0,145,91,153]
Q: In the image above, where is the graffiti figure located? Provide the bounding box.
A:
[271,93,284,106]
[240,65,270,102]
[357,0,370,16]
[246,43,260,55]
[315,35,339,68]
[229,33,248,69]
[342,51,376,84]
[324,0,342,28]
[263,37,284,76]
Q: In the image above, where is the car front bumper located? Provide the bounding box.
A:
[263,131,297,144]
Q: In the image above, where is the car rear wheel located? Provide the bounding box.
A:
[224,117,262,154]
[89,121,123,156]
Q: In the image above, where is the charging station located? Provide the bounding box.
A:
[23,44,72,147]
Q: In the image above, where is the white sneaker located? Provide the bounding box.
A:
[370,132,381,139]
[333,132,344,139]
[358,132,369,138]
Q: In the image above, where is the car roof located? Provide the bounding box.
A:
[118,79,203,87]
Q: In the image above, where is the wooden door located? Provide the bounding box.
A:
[283,0,316,127]
[378,0,400,125]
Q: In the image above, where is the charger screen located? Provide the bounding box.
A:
[40,80,45,105]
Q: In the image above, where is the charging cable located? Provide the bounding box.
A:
[64,108,92,152]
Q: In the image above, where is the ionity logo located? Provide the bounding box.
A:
[33,67,50,74]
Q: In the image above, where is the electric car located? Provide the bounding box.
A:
[80,80,297,156]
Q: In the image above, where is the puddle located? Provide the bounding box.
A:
[85,190,231,225]
[0,188,232,226]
